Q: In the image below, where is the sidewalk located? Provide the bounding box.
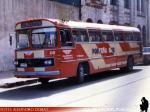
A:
[0,71,14,79]
[0,71,38,88]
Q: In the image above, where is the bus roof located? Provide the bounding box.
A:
[16,18,140,32]
[64,21,140,32]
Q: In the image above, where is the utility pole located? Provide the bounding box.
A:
[147,0,150,46]
[79,0,82,20]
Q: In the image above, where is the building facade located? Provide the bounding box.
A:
[0,0,79,71]
[81,0,150,47]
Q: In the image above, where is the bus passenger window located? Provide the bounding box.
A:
[114,32,124,41]
[80,30,89,42]
[72,30,88,42]
[102,31,114,41]
[124,32,133,41]
[72,30,81,42]
[88,30,101,42]
[60,29,73,47]
[133,32,141,41]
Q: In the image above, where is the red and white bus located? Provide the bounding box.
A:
[14,18,143,84]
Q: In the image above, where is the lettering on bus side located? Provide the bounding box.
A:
[92,48,114,54]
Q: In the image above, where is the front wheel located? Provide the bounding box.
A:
[127,57,134,71]
[120,57,134,71]
[76,64,86,83]
[143,56,148,65]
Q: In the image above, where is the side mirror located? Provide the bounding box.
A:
[9,33,15,46]
[9,34,12,46]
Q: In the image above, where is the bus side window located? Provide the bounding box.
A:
[124,33,129,41]
[88,30,101,42]
[133,32,141,41]
[60,29,73,47]
[102,31,114,41]
[137,32,142,41]
[129,32,134,41]
[72,30,81,42]
[79,30,89,42]
[114,31,124,41]
[98,31,103,41]
[124,32,133,41]
[133,32,137,41]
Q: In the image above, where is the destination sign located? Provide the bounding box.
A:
[21,20,42,28]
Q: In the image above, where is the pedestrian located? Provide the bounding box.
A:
[140,97,149,112]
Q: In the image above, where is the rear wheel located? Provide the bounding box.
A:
[39,78,49,85]
[120,57,134,71]
[143,56,148,65]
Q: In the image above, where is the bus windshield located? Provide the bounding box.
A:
[32,28,57,48]
[16,30,29,49]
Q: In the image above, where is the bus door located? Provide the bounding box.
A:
[59,28,75,62]
[57,28,76,77]
[72,29,89,60]
[101,30,116,69]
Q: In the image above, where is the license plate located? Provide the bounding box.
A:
[20,63,27,67]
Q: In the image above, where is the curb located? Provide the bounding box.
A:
[0,79,38,88]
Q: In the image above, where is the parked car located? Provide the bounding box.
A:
[143,47,150,64]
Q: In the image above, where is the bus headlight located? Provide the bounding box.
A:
[44,60,52,65]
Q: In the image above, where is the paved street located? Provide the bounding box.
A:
[0,66,150,111]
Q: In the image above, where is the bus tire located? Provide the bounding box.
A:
[127,56,134,71]
[76,63,86,83]
[39,78,49,85]
[143,56,148,65]
[120,56,134,71]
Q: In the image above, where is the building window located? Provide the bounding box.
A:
[110,0,118,5]
[124,0,130,9]
[137,0,140,11]
[142,26,146,46]
[86,18,93,23]
[137,25,141,31]
[54,0,80,7]
[137,0,145,13]
[141,0,144,13]
[109,21,118,25]
[124,23,131,26]
[97,20,103,24]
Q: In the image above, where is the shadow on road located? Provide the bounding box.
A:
[0,69,142,100]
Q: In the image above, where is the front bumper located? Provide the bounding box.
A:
[15,70,60,77]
